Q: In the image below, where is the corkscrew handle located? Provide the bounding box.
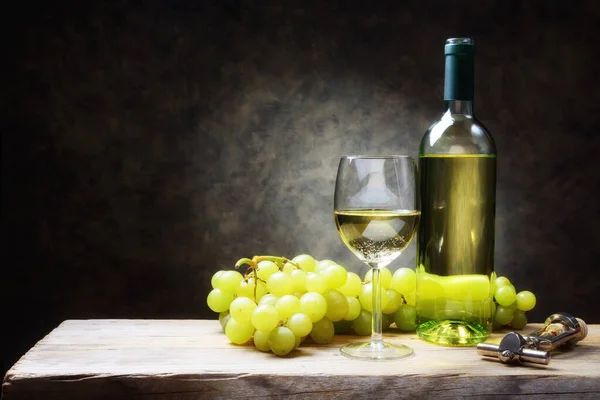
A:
[477,332,550,365]
[476,312,587,366]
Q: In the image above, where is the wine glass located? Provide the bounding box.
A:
[334,155,420,361]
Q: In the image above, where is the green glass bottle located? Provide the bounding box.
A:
[415,38,496,346]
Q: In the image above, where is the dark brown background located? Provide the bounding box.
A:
[2,0,600,375]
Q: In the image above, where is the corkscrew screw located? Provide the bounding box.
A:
[476,312,587,365]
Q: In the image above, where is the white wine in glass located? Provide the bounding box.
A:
[334,155,419,361]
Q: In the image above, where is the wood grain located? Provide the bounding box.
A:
[3,320,600,399]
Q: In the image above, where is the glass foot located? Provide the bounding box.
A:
[340,340,414,361]
[416,320,490,346]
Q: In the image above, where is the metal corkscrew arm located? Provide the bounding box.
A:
[476,312,588,365]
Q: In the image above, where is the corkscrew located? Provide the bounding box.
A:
[476,312,588,365]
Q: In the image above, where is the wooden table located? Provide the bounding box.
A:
[2,320,599,399]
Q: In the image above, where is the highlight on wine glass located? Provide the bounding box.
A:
[334,155,420,360]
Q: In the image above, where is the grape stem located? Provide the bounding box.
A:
[234,255,301,302]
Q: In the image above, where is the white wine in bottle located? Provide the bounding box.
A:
[416,38,496,346]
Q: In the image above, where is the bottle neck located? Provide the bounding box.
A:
[444,100,473,116]
[443,39,474,105]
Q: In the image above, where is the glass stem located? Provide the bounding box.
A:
[370,267,383,347]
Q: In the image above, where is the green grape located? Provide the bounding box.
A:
[229,297,257,324]
[343,296,361,321]
[394,304,417,332]
[207,288,234,313]
[495,285,517,307]
[225,319,255,344]
[294,334,302,349]
[259,294,279,306]
[251,304,280,332]
[321,264,348,289]
[315,259,336,274]
[383,313,393,330]
[516,290,536,312]
[390,267,416,295]
[286,313,313,337]
[494,276,511,287]
[219,312,230,332]
[269,326,296,356]
[417,276,444,300]
[299,292,327,322]
[358,284,388,313]
[253,330,271,352]
[323,290,349,322]
[364,267,392,289]
[275,295,301,319]
[236,279,254,298]
[338,272,362,297]
[333,320,353,334]
[443,275,490,302]
[510,310,528,330]
[236,278,268,301]
[494,305,514,326]
[211,270,225,289]
[292,254,317,272]
[358,284,373,312]
[382,289,402,314]
[403,291,416,306]
[351,310,372,336]
[215,270,244,294]
[305,272,327,294]
[310,317,335,344]
[256,260,279,281]
[483,298,496,319]
[282,262,296,274]
[291,269,308,293]
[267,271,294,296]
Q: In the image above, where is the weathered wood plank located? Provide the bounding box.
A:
[3,320,600,399]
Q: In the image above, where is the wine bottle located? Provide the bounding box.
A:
[415,38,497,346]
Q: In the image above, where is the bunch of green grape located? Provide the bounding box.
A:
[492,276,537,330]
[207,255,539,356]
[207,254,418,356]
